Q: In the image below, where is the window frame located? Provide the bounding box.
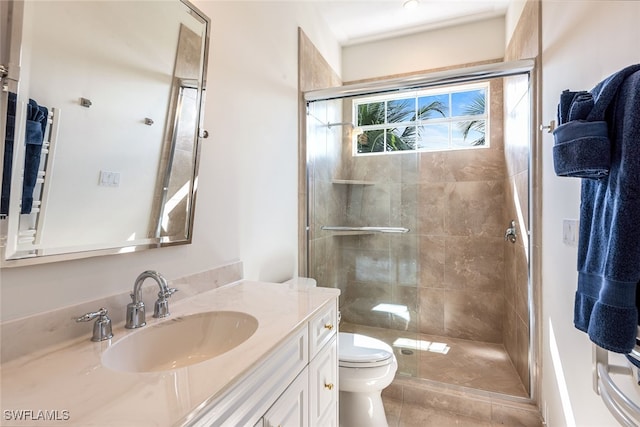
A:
[352,81,490,156]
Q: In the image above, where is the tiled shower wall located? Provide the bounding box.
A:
[308,79,510,346]
[298,28,342,289]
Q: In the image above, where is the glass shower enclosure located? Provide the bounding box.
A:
[304,62,533,399]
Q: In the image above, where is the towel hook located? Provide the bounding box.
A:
[539,120,556,133]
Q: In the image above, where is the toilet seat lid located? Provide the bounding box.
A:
[338,332,393,365]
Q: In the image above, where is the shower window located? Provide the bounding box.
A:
[353,82,489,155]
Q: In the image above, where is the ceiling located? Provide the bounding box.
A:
[311,0,512,46]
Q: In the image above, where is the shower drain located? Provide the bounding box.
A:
[400,349,414,355]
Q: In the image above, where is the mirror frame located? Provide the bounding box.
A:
[0,0,210,267]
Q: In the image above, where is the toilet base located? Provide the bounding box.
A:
[339,390,389,427]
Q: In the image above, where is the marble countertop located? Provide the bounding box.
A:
[1,280,340,426]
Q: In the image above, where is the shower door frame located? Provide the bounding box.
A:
[300,59,539,404]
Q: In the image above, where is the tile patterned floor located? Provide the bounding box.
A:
[383,396,542,427]
[384,397,493,427]
[341,322,528,398]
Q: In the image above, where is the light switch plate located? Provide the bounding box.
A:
[562,219,579,247]
[99,170,121,187]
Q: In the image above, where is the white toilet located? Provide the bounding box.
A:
[338,332,398,427]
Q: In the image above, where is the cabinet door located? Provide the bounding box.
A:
[309,336,338,427]
[264,369,308,427]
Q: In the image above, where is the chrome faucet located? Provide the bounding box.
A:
[125,270,177,329]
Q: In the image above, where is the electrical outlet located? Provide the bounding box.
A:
[562,219,579,247]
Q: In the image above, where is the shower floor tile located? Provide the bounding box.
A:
[341,322,528,398]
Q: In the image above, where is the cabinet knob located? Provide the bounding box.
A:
[324,383,334,390]
[324,323,334,330]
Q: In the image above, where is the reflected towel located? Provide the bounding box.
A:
[1,92,16,215]
[22,99,48,214]
[0,93,48,215]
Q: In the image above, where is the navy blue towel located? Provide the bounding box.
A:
[22,99,48,214]
[556,66,640,354]
[552,64,640,179]
[552,120,610,178]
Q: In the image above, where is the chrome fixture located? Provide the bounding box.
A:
[304,59,534,102]
[76,307,113,342]
[322,226,409,234]
[80,97,92,108]
[0,64,8,92]
[594,344,640,425]
[125,270,177,329]
[505,220,517,243]
[539,119,556,133]
[326,121,354,129]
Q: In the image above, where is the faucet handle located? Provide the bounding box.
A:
[158,287,178,300]
[75,307,114,342]
[154,287,178,319]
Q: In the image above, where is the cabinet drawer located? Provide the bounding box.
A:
[308,300,338,359]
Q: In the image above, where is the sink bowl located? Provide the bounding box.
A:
[102,311,258,373]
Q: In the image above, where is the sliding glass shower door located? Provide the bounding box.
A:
[306,96,420,377]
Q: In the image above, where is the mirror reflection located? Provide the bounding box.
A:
[0,0,209,265]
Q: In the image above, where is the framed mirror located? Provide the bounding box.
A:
[0,0,210,266]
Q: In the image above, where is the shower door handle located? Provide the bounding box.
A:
[505,220,517,243]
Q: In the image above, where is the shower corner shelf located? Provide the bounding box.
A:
[331,178,376,185]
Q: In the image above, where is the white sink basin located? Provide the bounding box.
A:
[102,311,258,373]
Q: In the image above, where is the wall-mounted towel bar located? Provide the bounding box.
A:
[321,226,409,234]
[13,108,59,253]
[594,344,640,426]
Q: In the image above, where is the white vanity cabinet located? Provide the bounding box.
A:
[187,297,338,427]
[263,368,309,427]
[0,281,341,427]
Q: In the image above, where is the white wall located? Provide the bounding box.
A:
[0,1,341,321]
[540,1,640,426]
[505,0,526,49]
[341,16,505,82]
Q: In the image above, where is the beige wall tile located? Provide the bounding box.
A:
[444,236,505,292]
[418,235,446,288]
[443,148,506,182]
[444,289,504,342]
[445,181,505,237]
[418,287,445,335]
[417,183,447,235]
